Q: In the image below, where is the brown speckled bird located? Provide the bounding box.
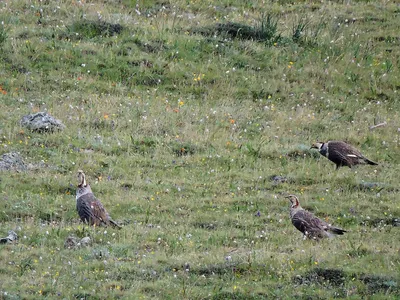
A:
[311,141,378,169]
[76,170,121,228]
[286,195,346,240]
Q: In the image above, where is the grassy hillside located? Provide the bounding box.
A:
[0,0,399,298]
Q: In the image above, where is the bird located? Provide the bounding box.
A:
[76,170,121,229]
[311,141,378,169]
[285,195,346,240]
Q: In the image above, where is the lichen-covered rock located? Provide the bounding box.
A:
[64,236,79,249]
[20,112,65,132]
[0,152,26,171]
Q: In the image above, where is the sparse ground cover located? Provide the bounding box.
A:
[0,0,399,298]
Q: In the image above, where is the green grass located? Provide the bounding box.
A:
[0,0,399,298]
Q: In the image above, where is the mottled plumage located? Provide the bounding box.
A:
[76,170,121,228]
[311,141,377,169]
[286,195,346,240]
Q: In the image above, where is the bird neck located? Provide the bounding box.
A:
[319,143,328,156]
[78,176,87,188]
[76,184,92,199]
[290,204,303,218]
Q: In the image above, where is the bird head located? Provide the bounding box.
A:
[77,170,87,187]
[285,194,300,209]
[310,142,324,150]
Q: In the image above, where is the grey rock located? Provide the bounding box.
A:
[80,236,91,247]
[0,230,18,244]
[64,236,92,249]
[92,248,110,259]
[0,152,26,171]
[357,181,385,192]
[20,112,65,132]
[270,175,287,184]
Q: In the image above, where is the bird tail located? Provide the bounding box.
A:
[329,227,346,235]
[365,158,378,166]
[110,219,122,229]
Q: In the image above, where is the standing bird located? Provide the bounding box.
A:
[76,170,121,228]
[311,141,378,169]
[286,195,346,240]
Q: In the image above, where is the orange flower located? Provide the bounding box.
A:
[104,114,109,119]
[230,119,235,124]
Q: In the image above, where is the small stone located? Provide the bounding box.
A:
[20,112,65,133]
[270,175,287,184]
[80,237,91,247]
[184,263,190,272]
[0,230,18,244]
[64,236,78,249]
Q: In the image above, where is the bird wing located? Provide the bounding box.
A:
[77,193,109,225]
[90,199,110,225]
[327,141,361,165]
[292,210,328,234]
[77,194,96,222]
[338,142,377,165]
[333,141,364,158]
